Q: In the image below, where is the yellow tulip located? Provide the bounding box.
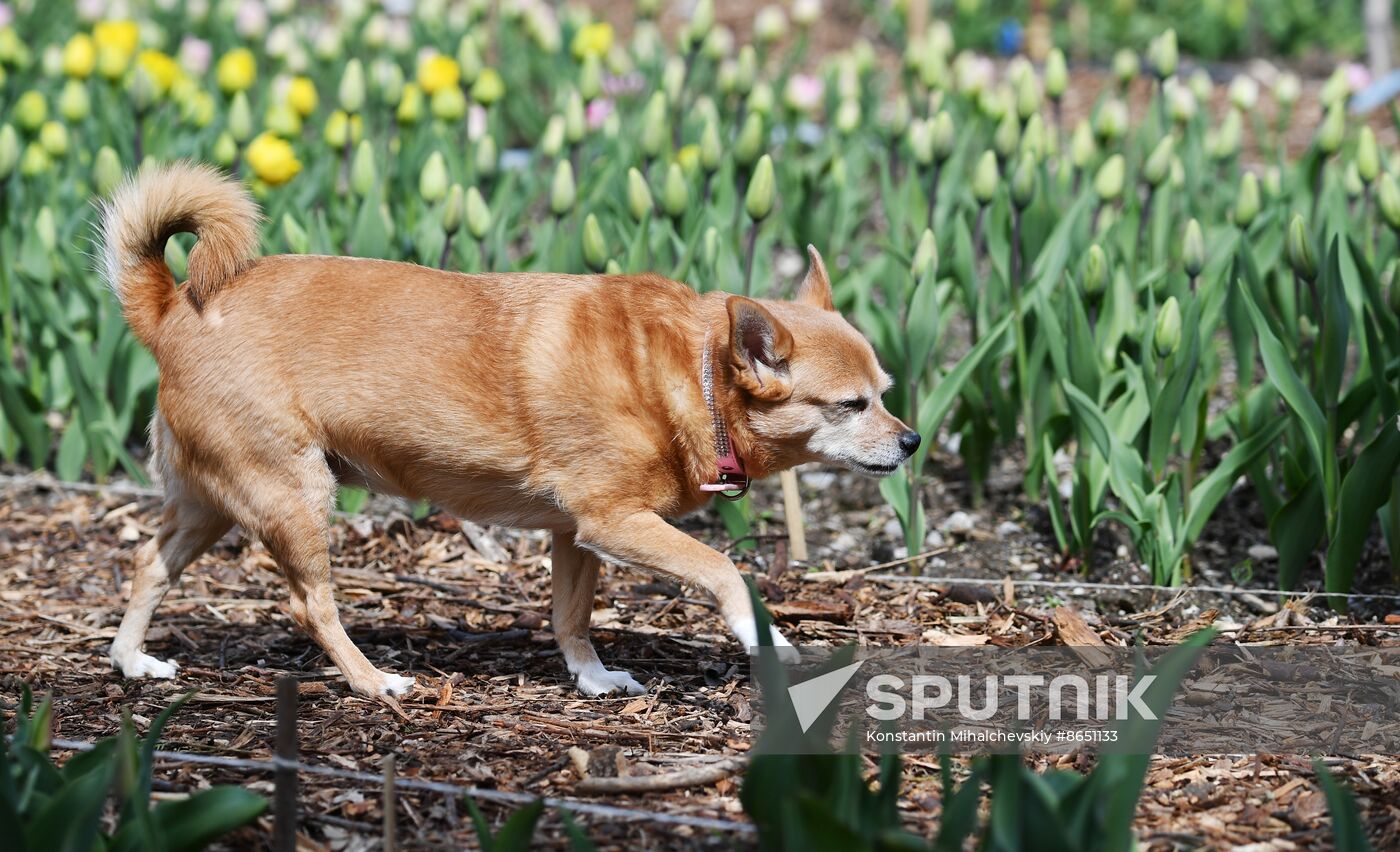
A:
[417,54,460,95]
[93,20,140,61]
[97,44,131,80]
[325,109,363,148]
[287,76,318,117]
[246,132,301,185]
[216,48,257,94]
[571,22,614,59]
[137,50,180,96]
[62,33,95,79]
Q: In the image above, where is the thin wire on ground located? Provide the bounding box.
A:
[43,737,754,835]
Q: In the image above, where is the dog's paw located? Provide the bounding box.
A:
[733,619,801,663]
[112,651,179,680]
[576,666,647,698]
[378,673,417,697]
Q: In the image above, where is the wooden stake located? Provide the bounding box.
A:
[779,469,808,563]
[274,677,299,852]
[382,753,398,852]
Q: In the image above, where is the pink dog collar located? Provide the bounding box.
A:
[700,334,750,500]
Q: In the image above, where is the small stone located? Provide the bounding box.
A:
[882,518,903,538]
[828,531,858,553]
[1246,544,1278,561]
[800,470,837,489]
[995,521,1021,539]
[943,511,975,534]
[924,529,946,549]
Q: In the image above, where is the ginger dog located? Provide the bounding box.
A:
[100,163,920,698]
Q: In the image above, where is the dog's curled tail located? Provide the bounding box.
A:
[99,161,261,347]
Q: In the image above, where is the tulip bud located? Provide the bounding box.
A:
[1233,171,1260,228]
[36,207,57,253]
[475,135,498,177]
[908,118,933,167]
[626,167,655,222]
[20,142,50,177]
[283,212,310,254]
[735,111,764,168]
[1143,135,1174,187]
[431,86,467,121]
[93,146,121,196]
[755,5,788,44]
[1015,71,1040,121]
[351,140,377,196]
[1345,162,1365,199]
[640,92,668,161]
[911,228,938,280]
[1379,173,1400,231]
[1182,218,1205,278]
[835,99,861,135]
[1094,154,1125,202]
[340,59,366,113]
[972,151,999,204]
[1320,67,1350,107]
[550,159,576,216]
[993,112,1020,161]
[1011,155,1038,210]
[227,92,253,143]
[420,151,448,202]
[1274,72,1300,109]
[465,186,492,239]
[1044,48,1067,100]
[699,119,722,174]
[929,111,955,163]
[579,53,603,101]
[564,90,586,145]
[58,79,90,122]
[1227,75,1258,111]
[1070,120,1096,169]
[1112,48,1137,88]
[440,184,465,234]
[702,226,720,269]
[265,103,301,138]
[0,124,16,180]
[1094,98,1128,143]
[1317,103,1345,155]
[15,91,47,133]
[1212,108,1242,161]
[213,132,238,166]
[1357,126,1380,184]
[38,121,67,157]
[457,34,482,84]
[745,154,775,221]
[884,93,911,138]
[1287,214,1316,282]
[1148,29,1177,79]
[1083,243,1107,297]
[396,84,423,125]
[1020,114,1046,161]
[128,64,158,114]
[1154,296,1181,359]
[1263,165,1282,198]
[734,45,757,95]
[662,162,689,219]
[582,212,608,272]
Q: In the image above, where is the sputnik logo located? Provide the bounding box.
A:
[787,660,865,733]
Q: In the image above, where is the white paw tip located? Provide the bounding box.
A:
[576,669,648,698]
[380,674,416,696]
[114,654,179,680]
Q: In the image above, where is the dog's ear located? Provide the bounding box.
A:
[726,295,793,401]
[795,244,835,311]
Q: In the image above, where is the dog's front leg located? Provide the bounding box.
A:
[550,531,646,697]
[575,511,798,663]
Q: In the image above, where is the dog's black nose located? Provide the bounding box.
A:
[898,431,921,456]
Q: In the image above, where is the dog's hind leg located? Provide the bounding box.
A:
[551,531,646,697]
[110,485,231,679]
[250,450,415,698]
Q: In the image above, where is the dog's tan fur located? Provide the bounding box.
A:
[101,163,917,697]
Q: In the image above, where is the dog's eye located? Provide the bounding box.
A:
[837,398,869,413]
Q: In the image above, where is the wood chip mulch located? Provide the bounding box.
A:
[2,477,1397,850]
